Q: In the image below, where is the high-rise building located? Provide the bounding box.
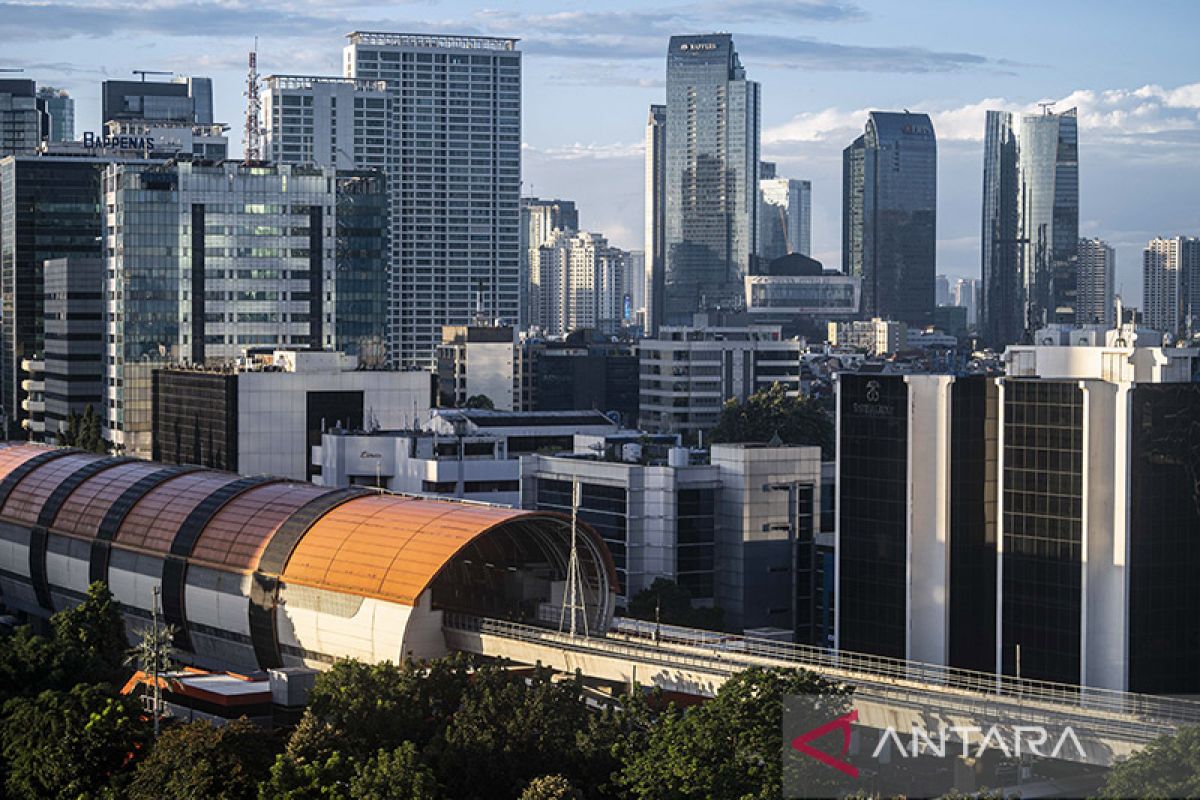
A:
[436,325,518,411]
[980,110,1021,347]
[521,197,578,328]
[1018,108,1079,330]
[1076,238,1115,326]
[343,32,522,368]
[626,250,646,327]
[644,103,667,333]
[980,108,1080,345]
[101,76,214,125]
[0,80,40,155]
[35,87,74,143]
[102,160,388,457]
[836,336,1200,692]
[935,274,951,306]
[1143,236,1200,338]
[760,175,812,261]
[842,111,937,326]
[663,35,760,324]
[43,257,104,443]
[263,74,391,170]
[951,277,980,327]
[528,229,627,336]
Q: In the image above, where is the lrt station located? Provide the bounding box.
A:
[0,442,1198,776]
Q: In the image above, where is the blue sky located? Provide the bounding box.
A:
[5,0,1198,304]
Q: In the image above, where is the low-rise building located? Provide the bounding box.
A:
[315,408,620,506]
[152,349,434,481]
[826,318,908,355]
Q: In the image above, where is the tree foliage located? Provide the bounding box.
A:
[519,774,584,800]
[626,577,725,631]
[464,394,495,410]
[709,382,834,458]
[616,667,852,800]
[0,683,149,799]
[349,742,439,800]
[59,405,107,453]
[1098,725,1200,799]
[127,719,278,800]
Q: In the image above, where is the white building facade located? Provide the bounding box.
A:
[759,176,812,260]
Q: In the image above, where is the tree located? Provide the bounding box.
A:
[52,581,128,685]
[519,775,583,800]
[59,406,106,453]
[626,578,725,631]
[127,719,278,800]
[1098,725,1200,799]
[349,742,439,800]
[616,667,852,800]
[464,394,494,410]
[709,382,834,459]
[1,683,149,799]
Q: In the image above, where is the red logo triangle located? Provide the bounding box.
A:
[790,709,859,778]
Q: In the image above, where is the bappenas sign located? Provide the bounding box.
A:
[82,132,156,152]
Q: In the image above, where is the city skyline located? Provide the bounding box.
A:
[3,1,1196,306]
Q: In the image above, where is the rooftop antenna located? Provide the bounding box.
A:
[1038,101,1056,115]
[133,70,172,82]
[558,477,590,638]
[244,38,264,162]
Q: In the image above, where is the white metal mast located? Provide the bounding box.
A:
[559,477,590,637]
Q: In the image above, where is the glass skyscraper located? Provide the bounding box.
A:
[663,34,760,324]
[842,111,937,326]
[103,160,386,457]
[644,103,666,333]
[981,107,1079,344]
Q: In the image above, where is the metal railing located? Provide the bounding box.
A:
[443,613,1200,731]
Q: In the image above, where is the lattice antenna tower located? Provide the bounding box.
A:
[558,478,590,637]
[244,38,264,162]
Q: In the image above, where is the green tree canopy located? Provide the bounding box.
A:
[127,719,278,800]
[1098,725,1200,799]
[1,683,149,799]
[349,742,440,800]
[626,577,725,631]
[464,394,495,410]
[519,774,584,800]
[52,581,128,684]
[616,667,852,800]
[709,382,834,459]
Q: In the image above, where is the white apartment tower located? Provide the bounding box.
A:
[1143,236,1200,337]
[529,230,628,336]
[1076,237,1115,326]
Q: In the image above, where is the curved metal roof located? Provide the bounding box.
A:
[0,444,618,607]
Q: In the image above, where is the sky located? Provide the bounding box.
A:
[5,0,1199,305]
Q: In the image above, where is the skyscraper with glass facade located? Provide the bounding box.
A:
[842,111,937,326]
[340,32,522,368]
[1076,237,1114,326]
[1017,108,1079,331]
[35,87,74,143]
[102,160,386,457]
[0,80,40,156]
[663,34,760,325]
[980,110,1022,347]
[760,175,812,261]
[644,103,666,334]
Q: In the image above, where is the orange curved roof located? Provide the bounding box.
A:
[191,481,331,571]
[113,471,244,553]
[1,452,99,525]
[51,460,169,539]
[280,494,568,606]
[0,444,57,486]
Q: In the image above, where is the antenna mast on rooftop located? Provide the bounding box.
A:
[558,478,590,638]
[244,38,264,162]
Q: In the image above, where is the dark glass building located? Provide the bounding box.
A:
[43,257,105,441]
[663,34,760,324]
[334,171,389,366]
[842,112,937,327]
[980,110,1022,348]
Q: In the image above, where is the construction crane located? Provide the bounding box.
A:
[0,68,25,73]
[133,70,172,82]
[243,39,264,162]
[1038,101,1056,115]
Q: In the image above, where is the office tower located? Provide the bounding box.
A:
[638,325,805,442]
[529,230,628,336]
[626,250,645,325]
[1018,107,1080,329]
[1143,237,1200,337]
[843,112,937,326]
[644,103,667,333]
[951,277,980,327]
[521,197,579,328]
[533,332,639,425]
[835,336,1200,692]
[935,274,950,306]
[102,160,387,457]
[0,155,131,436]
[101,76,213,124]
[43,257,104,443]
[35,87,74,143]
[980,110,1021,347]
[663,35,760,324]
[344,32,522,368]
[0,80,40,155]
[1076,238,1115,325]
[436,325,518,410]
[760,175,812,261]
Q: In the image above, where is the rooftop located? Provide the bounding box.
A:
[346,32,519,50]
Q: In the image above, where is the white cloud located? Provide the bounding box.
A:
[764,82,1200,151]
[523,141,644,161]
